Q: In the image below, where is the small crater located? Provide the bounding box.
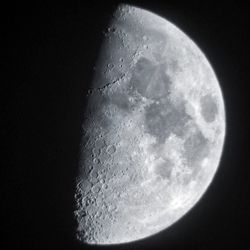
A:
[100,168,107,175]
[85,197,94,207]
[92,185,101,194]
[93,158,100,164]
[90,171,99,179]
[100,179,105,184]
[107,63,114,69]
[106,145,116,154]
[95,211,102,218]
[74,192,82,201]
[108,27,116,33]
[92,148,101,156]
[87,89,93,95]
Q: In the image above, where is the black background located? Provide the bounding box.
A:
[1,0,249,249]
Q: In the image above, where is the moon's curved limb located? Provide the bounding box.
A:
[75,4,226,245]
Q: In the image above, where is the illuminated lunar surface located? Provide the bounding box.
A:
[74,4,226,245]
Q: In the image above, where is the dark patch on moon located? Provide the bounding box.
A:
[154,158,173,179]
[127,56,193,144]
[105,56,174,115]
[183,128,210,170]
[143,27,168,61]
[145,62,172,99]
[129,57,155,96]
[108,92,131,111]
[129,57,172,99]
[145,99,190,143]
[200,94,218,123]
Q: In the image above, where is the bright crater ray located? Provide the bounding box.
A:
[74,4,226,245]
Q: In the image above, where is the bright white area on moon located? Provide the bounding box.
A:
[74,4,226,245]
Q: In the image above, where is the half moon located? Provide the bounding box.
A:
[74,4,226,245]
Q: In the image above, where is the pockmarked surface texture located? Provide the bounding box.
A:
[75,4,226,245]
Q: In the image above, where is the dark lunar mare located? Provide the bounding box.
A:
[145,100,190,143]
[200,94,218,123]
[129,57,172,99]
[183,128,210,176]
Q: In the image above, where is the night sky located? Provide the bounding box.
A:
[2,1,249,249]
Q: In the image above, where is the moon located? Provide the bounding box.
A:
[74,4,226,245]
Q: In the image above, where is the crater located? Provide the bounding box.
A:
[200,94,218,123]
[106,145,116,154]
